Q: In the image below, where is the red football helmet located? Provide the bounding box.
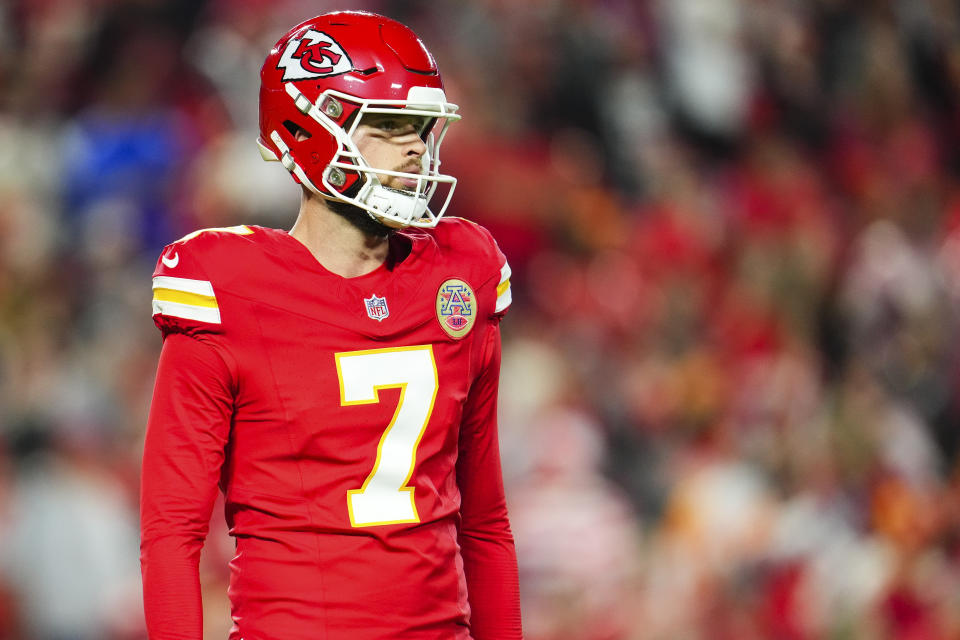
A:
[257,11,460,228]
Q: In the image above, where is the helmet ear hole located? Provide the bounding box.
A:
[283,120,312,140]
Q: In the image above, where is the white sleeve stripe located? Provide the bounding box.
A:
[152,299,222,324]
[495,288,512,313]
[499,261,511,285]
[152,276,216,297]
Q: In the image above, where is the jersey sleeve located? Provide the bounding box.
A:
[142,234,239,639]
[456,321,523,639]
[140,332,236,640]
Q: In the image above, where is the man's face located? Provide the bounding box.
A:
[352,112,430,192]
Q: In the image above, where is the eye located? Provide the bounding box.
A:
[365,115,430,136]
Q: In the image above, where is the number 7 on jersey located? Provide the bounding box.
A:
[335,346,439,527]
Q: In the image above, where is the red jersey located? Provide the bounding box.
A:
[140,219,521,640]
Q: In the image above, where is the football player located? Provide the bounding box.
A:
[139,11,521,640]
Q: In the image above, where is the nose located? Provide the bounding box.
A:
[405,134,427,158]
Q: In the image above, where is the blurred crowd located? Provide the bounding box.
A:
[2,0,960,638]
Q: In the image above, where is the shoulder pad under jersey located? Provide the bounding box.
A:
[432,217,512,317]
[150,225,255,336]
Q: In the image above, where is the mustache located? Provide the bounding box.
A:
[395,162,424,174]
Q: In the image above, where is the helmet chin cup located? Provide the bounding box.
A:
[360,183,429,228]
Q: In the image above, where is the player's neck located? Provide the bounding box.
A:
[289,196,391,279]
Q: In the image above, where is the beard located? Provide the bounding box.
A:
[328,200,394,238]
[326,184,395,238]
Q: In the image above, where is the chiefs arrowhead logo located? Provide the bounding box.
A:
[277,29,353,81]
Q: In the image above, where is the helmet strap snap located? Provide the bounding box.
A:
[322,97,343,119]
[327,167,346,188]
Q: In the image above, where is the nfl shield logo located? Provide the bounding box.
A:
[364,294,389,321]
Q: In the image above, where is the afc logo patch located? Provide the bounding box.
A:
[277,29,353,81]
[436,279,476,339]
[364,294,389,322]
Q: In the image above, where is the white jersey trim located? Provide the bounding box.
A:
[151,299,222,324]
[152,276,216,297]
[495,261,512,313]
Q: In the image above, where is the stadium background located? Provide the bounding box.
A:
[2,0,960,638]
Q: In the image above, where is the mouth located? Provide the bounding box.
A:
[397,176,423,190]
[395,167,425,190]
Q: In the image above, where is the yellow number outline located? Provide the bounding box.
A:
[334,345,439,527]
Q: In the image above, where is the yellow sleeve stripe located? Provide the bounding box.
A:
[153,288,219,308]
[496,279,511,297]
